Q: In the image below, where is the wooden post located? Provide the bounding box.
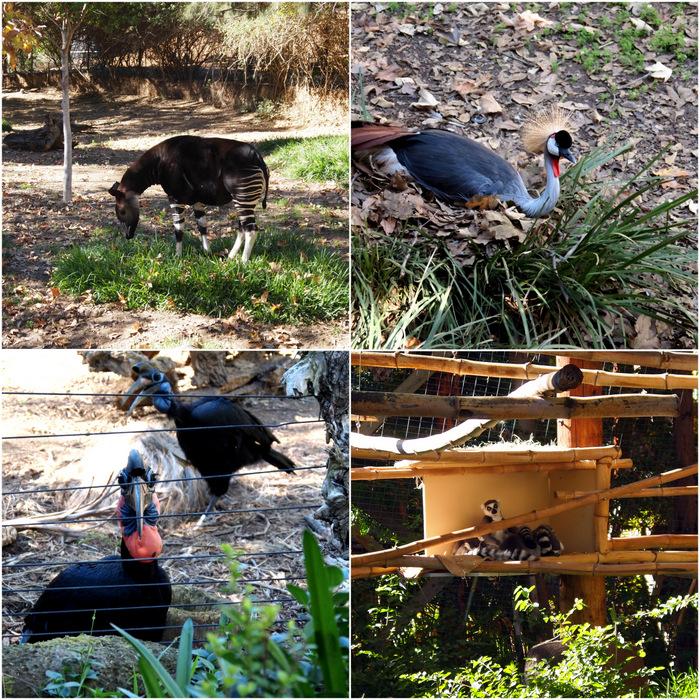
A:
[556,356,607,626]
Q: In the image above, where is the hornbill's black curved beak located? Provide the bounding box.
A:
[122,362,166,416]
[119,450,157,538]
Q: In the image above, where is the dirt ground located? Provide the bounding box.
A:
[2,88,349,349]
[1,351,331,645]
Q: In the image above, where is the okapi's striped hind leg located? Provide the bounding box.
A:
[224,168,267,262]
[192,203,210,254]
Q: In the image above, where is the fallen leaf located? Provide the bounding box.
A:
[646,61,673,81]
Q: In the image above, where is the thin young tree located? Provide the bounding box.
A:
[35,3,88,203]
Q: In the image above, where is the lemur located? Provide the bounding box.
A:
[534,524,564,556]
[452,499,540,561]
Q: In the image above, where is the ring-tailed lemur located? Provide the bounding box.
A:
[534,524,564,556]
[453,499,541,561]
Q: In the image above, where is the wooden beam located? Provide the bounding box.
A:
[610,535,698,550]
[351,364,583,456]
[556,486,697,500]
[351,352,698,390]
[352,392,680,420]
[352,459,634,480]
[352,444,622,463]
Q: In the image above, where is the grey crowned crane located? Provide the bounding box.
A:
[21,451,171,643]
[123,362,296,521]
[352,106,577,217]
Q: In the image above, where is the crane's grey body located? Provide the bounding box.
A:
[372,128,574,217]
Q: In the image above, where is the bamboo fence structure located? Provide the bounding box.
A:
[351,364,584,457]
[351,351,697,390]
[352,463,698,572]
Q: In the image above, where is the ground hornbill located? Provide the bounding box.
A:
[21,450,171,643]
[123,361,296,519]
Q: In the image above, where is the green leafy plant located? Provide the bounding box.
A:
[115,533,348,697]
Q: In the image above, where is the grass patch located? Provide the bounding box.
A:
[352,143,697,348]
[53,225,347,324]
[260,135,348,186]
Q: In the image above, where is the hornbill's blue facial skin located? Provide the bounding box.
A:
[21,450,171,643]
[123,362,296,519]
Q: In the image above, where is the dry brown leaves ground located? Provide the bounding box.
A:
[352,2,697,239]
[2,88,349,349]
[2,351,329,645]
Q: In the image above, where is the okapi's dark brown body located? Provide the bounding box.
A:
[109,135,269,260]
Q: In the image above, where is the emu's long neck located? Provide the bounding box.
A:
[121,149,162,195]
[514,150,561,217]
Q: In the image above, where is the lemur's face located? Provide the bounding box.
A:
[482,500,502,520]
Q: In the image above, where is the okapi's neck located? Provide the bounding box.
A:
[121,148,162,195]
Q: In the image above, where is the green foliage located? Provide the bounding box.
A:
[2,117,13,132]
[43,643,115,698]
[115,535,348,698]
[260,135,349,187]
[52,226,347,324]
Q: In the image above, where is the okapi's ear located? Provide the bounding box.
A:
[108,182,124,199]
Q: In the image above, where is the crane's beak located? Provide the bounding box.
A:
[560,148,576,165]
[122,362,164,416]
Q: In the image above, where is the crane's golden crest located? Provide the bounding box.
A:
[521,105,578,154]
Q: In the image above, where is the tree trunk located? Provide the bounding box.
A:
[283,352,349,559]
[60,18,74,204]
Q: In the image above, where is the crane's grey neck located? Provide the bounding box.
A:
[513,150,561,217]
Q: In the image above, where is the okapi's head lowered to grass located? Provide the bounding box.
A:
[108,183,140,239]
[108,135,269,260]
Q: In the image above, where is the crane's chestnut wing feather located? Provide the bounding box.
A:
[390,130,530,204]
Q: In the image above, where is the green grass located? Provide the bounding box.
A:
[352,143,697,349]
[53,225,347,324]
[260,135,349,186]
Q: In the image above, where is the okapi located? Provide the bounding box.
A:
[109,135,269,261]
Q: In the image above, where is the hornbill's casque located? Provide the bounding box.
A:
[21,450,171,643]
[123,362,296,517]
[352,106,577,216]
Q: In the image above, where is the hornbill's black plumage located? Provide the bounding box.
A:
[123,362,296,517]
[21,450,171,643]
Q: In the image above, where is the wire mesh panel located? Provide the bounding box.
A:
[2,352,329,647]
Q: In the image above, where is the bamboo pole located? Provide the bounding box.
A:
[610,535,698,550]
[594,459,612,555]
[351,364,584,456]
[352,444,622,463]
[352,393,680,421]
[387,550,696,568]
[351,459,634,481]
[351,352,698,390]
[352,556,697,578]
[351,464,698,568]
[535,350,697,372]
[556,486,698,500]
